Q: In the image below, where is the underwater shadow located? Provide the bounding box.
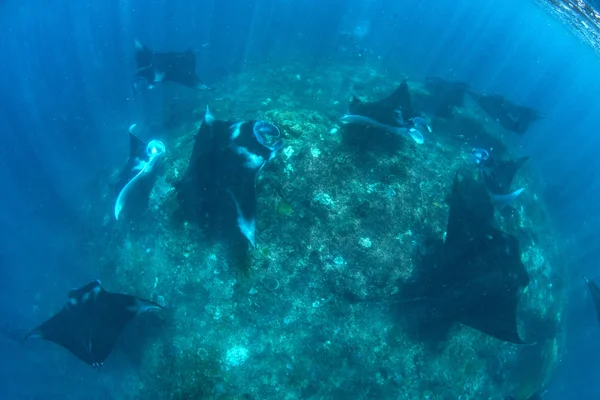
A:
[391,235,454,349]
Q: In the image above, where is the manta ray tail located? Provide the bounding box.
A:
[480,156,528,208]
[128,124,145,157]
[498,156,529,189]
[134,39,153,68]
[385,79,412,111]
[134,39,144,51]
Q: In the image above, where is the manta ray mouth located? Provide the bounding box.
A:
[253,121,282,150]
[146,140,166,158]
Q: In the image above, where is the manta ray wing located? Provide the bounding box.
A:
[452,231,530,344]
[175,109,233,228]
[424,77,469,118]
[470,92,541,135]
[134,39,154,70]
[160,50,201,88]
[349,79,415,127]
[583,275,600,325]
[481,156,529,195]
[479,155,528,210]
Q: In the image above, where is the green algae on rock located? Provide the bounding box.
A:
[276,200,294,216]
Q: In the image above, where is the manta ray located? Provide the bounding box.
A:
[132,39,211,93]
[114,124,166,220]
[175,106,283,247]
[583,275,600,325]
[342,79,431,144]
[395,174,530,344]
[25,280,163,369]
[424,77,470,119]
[468,91,542,135]
[479,154,529,210]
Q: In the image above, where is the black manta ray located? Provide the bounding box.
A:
[175,106,283,247]
[341,79,431,144]
[132,39,211,93]
[25,280,163,369]
[395,174,530,344]
[114,124,166,220]
[583,275,600,325]
[424,77,469,119]
[468,91,542,135]
[479,154,528,210]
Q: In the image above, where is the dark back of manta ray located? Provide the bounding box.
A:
[349,79,415,127]
[155,50,200,88]
[32,290,146,366]
[175,119,249,245]
[344,80,415,152]
[135,44,154,70]
[585,278,600,325]
[394,174,530,345]
[473,93,540,135]
[83,292,144,365]
[482,155,529,195]
[423,77,469,119]
[176,119,229,230]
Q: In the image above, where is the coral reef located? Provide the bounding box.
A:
[98,62,565,400]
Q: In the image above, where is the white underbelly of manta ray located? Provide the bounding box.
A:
[114,124,166,220]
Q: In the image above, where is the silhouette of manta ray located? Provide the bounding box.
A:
[468,91,542,135]
[343,79,431,144]
[480,155,529,210]
[583,275,600,325]
[175,106,283,247]
[349,79,418,127]
[25,281,163,369]
[132,39,211,93]
[424,76,470,118]
[395,174,530,344]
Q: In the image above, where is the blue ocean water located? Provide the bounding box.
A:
[1,0,600,399]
